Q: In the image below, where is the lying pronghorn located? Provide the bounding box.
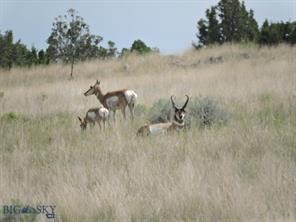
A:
[84,80,137,120]
[78,107,109,130]
[137,95,189,136]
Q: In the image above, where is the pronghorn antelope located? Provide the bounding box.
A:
[84,80,137,120]
[78,107,109,130]
[137,95,189,136]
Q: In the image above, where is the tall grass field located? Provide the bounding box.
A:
[0,44,295,221]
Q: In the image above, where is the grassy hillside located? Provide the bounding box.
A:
[0,44,295,221]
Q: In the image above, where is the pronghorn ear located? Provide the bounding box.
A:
[78,116,82,122]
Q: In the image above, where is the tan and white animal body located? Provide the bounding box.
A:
[78,107,109,130]
[137,95,189,136]
[84,80,137,120]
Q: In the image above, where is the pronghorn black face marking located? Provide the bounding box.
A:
[174,108,186,122]
[171,95,189,124]
[84,81,100,96]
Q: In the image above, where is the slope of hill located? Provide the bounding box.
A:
[0,44,295,221]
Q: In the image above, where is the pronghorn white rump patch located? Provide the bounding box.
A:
[99,107,109,120]
[87,112,96,121]
[106,96,119,108]
[124,90,137,104]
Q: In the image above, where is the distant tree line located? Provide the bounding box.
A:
[0,9,154,73]
[0,30,49,69]
[258,20,296,45]
[1,4,295,70]
[195,0,296,48]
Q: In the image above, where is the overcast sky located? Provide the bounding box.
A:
[0,0,295,54]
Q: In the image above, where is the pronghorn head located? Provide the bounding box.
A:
[171,95,189,124]
[77,116,87,130]
[84,80,101,96]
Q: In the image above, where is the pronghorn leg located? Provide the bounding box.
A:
[90,121,95,129]
[128,103,135,120]
[103,119,106,130]
[113,110,116,122]
[107,117,111,127]
[98,120,101,129]
[121,107,126,120]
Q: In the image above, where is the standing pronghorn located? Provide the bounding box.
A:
[78,107,109,130]
[84,80,137,120]
[137,95,189,136]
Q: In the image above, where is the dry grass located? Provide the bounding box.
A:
[0,44,295,221]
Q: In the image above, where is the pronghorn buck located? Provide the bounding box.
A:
[84,80,137,120]
[137,95,189,136]
[78,107,109,130]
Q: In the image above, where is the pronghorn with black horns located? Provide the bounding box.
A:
[84,80,137,120]
[137,95,189,136]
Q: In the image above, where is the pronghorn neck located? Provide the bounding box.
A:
[94,88,105,104]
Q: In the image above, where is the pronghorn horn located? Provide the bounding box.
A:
[171,95,177,109]
[78,116,82,122]
[181,95,189,110]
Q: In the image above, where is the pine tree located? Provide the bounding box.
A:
[107,41,117,57]
[218,0,243,42]
[288,22,296,44]
[258,20,270,45]
[0,30,13,69]
[130,40,151,54]
[195,19,208,47]
[247,9,259,41]
[195,0,259,47]
[207,6,222,44]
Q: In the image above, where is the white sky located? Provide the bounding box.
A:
[0,0,295,54]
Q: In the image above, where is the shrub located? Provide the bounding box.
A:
[134,104,148,118]
[1,112,29,122]
[146,97,230,128]
[147,99,172,123]
[1,112,19,120]
[188,96,230,128]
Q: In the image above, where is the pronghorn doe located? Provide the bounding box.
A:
[137,95,189,136]
[84,80,137,120]
[78,107,109,130]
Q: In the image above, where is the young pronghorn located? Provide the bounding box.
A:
[84,80,137,120]
[78,107,109,130]
[137,95,189,136]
